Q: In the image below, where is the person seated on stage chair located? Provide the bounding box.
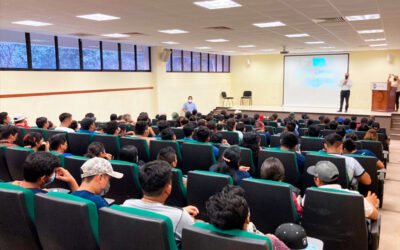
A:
[85,142,112,160]
[0,125,19,147]
[55,112,75,133]
[122,160,199,242]
[49,134,72,157]
[133,120,154,146]
[304,161,379,220]
[78,117,97,135]
[36,117,50,129]
[306,124,320,137]
[24,132,49,152]
[342,138,384,170]
[323,133,371,188]
[160,128,176,141]
[0,112,11,125]
[13,151,78,194]
[280,132,305,174]
[71,157,123,210]
[194,126,220,159]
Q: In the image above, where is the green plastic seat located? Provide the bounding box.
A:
[5,146,33,180]
[165,168,187,207]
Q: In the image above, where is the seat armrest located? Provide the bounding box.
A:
[368,215,381,250]
[383,151,389,160]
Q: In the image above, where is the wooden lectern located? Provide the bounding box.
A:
[371,82,396,112]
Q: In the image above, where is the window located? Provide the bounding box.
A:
[31,33,56,69]
[0,29,28,68]
[82,39,100,70]
[172,49,182,72]
[58,36,80,70]
[166,52,172,72]
[192,52,201,72]
[223,55,230,72]
[201,53,208,72]
[209,54,216,72]
[136,45,150,71]
[121,43,136,71]
[183,51,192,72]
[102,41,119,70]
[216,55,223,72]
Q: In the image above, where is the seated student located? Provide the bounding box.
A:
[342,139,384,169]
[195,126,219,159]
[36,117,49,129]
[236,122,245,133]
[371,122,390,150]
[69,120,79,131]
[71,157,123,209]
[0,112,11,125]
[85,112,96,121]
[206,185,289,249]
[157,147,178,168]
[0,125,19,147]
[328,120,338,130]
[118,145,140,165]
[364,129,378,141]
[226,118,243,142]
[13,151,78,194]
[85,142,112,160]
[122,160,199,242]
[110,113,118,122]
[24,132,49,152]
[285,121,299,137]
[280,132,305,174]
[259,157,303,216]
[357,124,370,132]
[346,121,358,133]
[14,114,30,128]
[210,132,230,145]
[305,161,379,220]
[133,120,153,146]
[306,124,320,137]
[209,146,251,185]
[103,121,121,136]
[55,112,75,133]
[48,120,55,130]
[160,128,176,141]
[181,123,196,142]
[156,120,170,139]
[323,134,371,188]
[78,117,97,135]
[137,112,156,137]
[241,132,261,168]
[206,120,217,133]
[49,134,72,157]
[255,120,271,146]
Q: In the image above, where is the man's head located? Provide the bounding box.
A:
[285,121,296,132]
[342,138,357,154]
[226,118,236,131]
[260,157,285,181]
[307,125,320,137]
[195,126,211,143]
[110,113,118,121]
[236,122,245,132]
[307,161,339,186]
[0,125,18,142]
[59,112,72,126]
[157,120,169,132]
[188,96,193,103]
[104,121,121,135]
[36,117,49,129]
[157,146,178,168]
[139,160,172,200]
[80,118,96,131]
[323,133,343,154]
[23,152,61,187]
[118,145,138,163]
[0,112,11,125]
[328,120,338,130]
[134,121,149,136]
[345,73,349,79]
[160,128,176,141]
[49,134,68,153]
[280,132,299,150]
[183,123,195,138]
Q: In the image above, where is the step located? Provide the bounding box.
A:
[390,134,400,140]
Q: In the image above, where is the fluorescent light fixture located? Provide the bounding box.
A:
[238,45,256,48]
[357,29,384,34]
[195,46,211,49]
[158,29,188,34]
[320,46,335,49]
[162,41,180,45]
[285,33,310,38]
[194,0,242,10]
[206,38,229,42]
[223,50,236,53]
[365,38,386,42]
[12,20,53,27]
[305,41,325,44]
[260,49,276,52]
[76,13,120,21]
[102,33,130,38]
[253,21,286,28]
[369,43,387,47]
[345,14,380,21]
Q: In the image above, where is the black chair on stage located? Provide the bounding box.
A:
[240,91,252,105]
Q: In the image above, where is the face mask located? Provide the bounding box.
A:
[100,182,111,196]
[188,100,192,103]
[44,172,56,186]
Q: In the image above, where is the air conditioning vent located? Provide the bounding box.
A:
[205,26,233,31]
[313,17,346,24]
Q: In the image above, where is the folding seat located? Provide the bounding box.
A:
[298,127,308,136]
[120,137,150,162]
[35,192,99,250]
[63,155,90,185]
[317,124,326,131]
[302,187,380,250]
[182,222,272,250]
[269,134,281,147]
[99,205,178,250]
[244,124,254,132]
[149,140,182,163]
[187,170,232,221]
[355,131,367,140]
[107,160,142,204]
[5,146,33,180]
[266,121,278,128]
[45,130,67,141]
[265,126,275,135]
[242,178,299,233]
[24,128,47,138]
[165,168,187,207]
[0,145,11,181]
[0,183,41,250]
[67,132,93,156]
[220,131,240,145]
[181,143,216,174]
[257,149,300,187]
[319,129,336,137]
[275,126,285,134]
[171,128,185,140]
[258,133,267,147]
[152,126,160,135]
[359,140,384,162]
[167,120,177,127]
[300,136,325,152]
[92,134,120,158]
[218,145,255,175]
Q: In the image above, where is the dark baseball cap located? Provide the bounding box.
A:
[307,161,339,183]
[275,223,323,250]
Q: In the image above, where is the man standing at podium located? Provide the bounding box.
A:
[388,74,399,111]
[337,73,352,112]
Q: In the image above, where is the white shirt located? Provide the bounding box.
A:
[339,79,353,91]
[391,80,399,92]
[330,154,366,188]
[54,126,75,133]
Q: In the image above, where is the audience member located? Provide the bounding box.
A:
[49,134,72,157]
[23,132,49,152]
[14,114,30,128]
[364,129,378,141]
[195,126,219,159]
[280,132,305,173]
[0,112,11,125]
[306,125,320,137]
[133,120,153,145]
[55,112,75,133]
[118,145,139,164]
[36,117,49,129]
[85,142,112,160]
[79,118,97,135]
[342,139,384,169]
[241,132,261,167]
[181,123,196,142]
[0,125,19,147]
[103,121,121,135]
[160,128,176,141]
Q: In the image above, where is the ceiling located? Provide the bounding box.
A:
[0,0,399,55]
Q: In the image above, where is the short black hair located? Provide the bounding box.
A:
[360,117,368,124]
[36,117,48,128]
[23,132,43,148]
[85,113,95,119]
[307,125,320,137]
[371,122,380,129]
[0,125,18,139]
[343,138,356,152]
[329,120,338,130]
[241,132,261,152]
[183,123,195,137]
[49,134,67,151]
[236,122,245,132]
[357,124,370,132]
[110,113,118,121]
[157,146,177,165]
[23,152,60,182]
[139,160,172,196]
[134,121,148,135]
[210,132,224,143]
[280,132,298,150]
[157,120,169,132]
[206,185,249,230]
[59,112,72,122]
[226,118,236,131]
[195,126,211,142]
[343,118,351,125]
[324,133,343,146]
[286,121,296,132]
[69,120,78,131]
[349,121,357,130]
[118,145,138,163]
[0,112,8,125]
[160,128,175,140]
[85,142,106,158]
[104,121,119,135]
[80,118,95,130]
[260,157,285,181]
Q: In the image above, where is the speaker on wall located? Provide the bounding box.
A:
[160,48,172,62]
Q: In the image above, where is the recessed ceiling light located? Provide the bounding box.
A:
[345,14,380,21]
[206,39,229,42]
[76,13,120,21]
[102,33,130,38]
[285,33,310,38]
[357,29,384,34]
[364,38,386,42]
[195,46,212,49]
[238,45,256,48]
[162,41,180,45]
[305,41,325,44]
[253,21,286,28]
[12,20,53,27]
[194,0,242,10]
[320,46,335,49]
[222,50,236,53]
[158,29,189,34]
[369,43,387,47]
[260,49,276,52]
